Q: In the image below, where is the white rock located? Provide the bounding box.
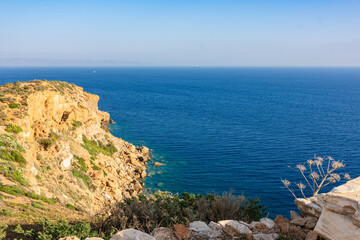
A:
[188,221,221,238]
[294,198,322,217]
[60,154,73,169]
[110,229,155,240]
[218,220,252,235]
[250,221,260,229]
[253,233,279,240]
[313,177,360,239]
[85,238,104,240]
[30,166,38,175]
[208,221,222,231]
[260,218,275,229]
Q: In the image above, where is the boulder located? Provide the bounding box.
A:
[154,162,163,167]
[294,198,322,218]
[173,224,189,240]
[305,231,318,240]
[218,220,252,236]
[290,211,302,220]
[152,227,177,240]
[59,237,79,240]
[85,238,104,240]
[312,177,360,239]
[260,218,275,229]
[208,221,222,231]
[110,229,155,240]
[188,221,221,238]
[253,233,279,240]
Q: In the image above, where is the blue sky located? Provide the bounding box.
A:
[0,0,359,66]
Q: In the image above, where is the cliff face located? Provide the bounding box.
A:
[0,80,150,222]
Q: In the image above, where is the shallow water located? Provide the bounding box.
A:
[1,67,359,217]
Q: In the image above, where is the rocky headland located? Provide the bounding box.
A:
[0,80,150,223]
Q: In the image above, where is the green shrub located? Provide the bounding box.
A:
[0,184,54,204]
[5,124,23,134]
[95,192,267,234]
[82,135,117,157]
[8,102,21,109]
[65,203,77,211]
[0,223,7,239]
[72,120,82,129]
[72,168,92,188]
[0,134,25,152]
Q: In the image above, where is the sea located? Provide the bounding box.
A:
[1,67,359,217]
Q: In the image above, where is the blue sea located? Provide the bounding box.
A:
[1,67,360,217]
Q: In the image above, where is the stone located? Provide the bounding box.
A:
[313,177,360,239]
[208,221,222,231]
[315,208,360,240]
[140,146,150,155]
[110,229,155,240]
[294,198,322,217]
[59,237,80,240]
[253,233,279,240]
[305,231,318,240]
[304,216,318,229]
[218,220,252,236]
[290,211,302,220]
[188,221,221,238]
[85,238,104,240]
[60,154,73,169]
[154,162,163,167]
[152,227,177,240]
[173,224,189,240]
[260,218,275,229]
[290,217,307,227]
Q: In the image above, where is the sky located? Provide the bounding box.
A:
[0,0,360,66]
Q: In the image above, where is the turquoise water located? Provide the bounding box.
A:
[1,67,360,217]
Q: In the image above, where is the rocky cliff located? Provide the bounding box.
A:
[0,80,150,223]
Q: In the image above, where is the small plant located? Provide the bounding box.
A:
[72,119,82,129]
[65,203,78,211]
[281,155,350,198]
[5,124,23,134]
[8,102,21,109]
[0,223,7,239]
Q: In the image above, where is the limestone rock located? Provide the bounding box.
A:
[110,229,155,240]
[59,237,80,240]
[290,211,302,220]
[260,218,275,229]
[85,238,104,240]
[218,220,252,236]
[294,198,322,218]
[315,208,360,240]
[208,221,222,231]
[305,231,318,240]
[253,233,279,240]
[188,221,221,238]
[152,227,177,240]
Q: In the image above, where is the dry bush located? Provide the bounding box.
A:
[93,192,266,234]
[282,155,350,198]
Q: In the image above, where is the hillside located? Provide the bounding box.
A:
[0,80,150,224]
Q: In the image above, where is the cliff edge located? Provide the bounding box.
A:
[0,80,150,223]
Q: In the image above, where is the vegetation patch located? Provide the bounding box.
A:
[95,192,267,234]
[38,132,59,150]
[0,184,54,204]
[0,134,25,152]
[65,203,78,211]
[72,119,82,129]
[8,102,21,109]
[81,135,117,156]
[5,124,23,134]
